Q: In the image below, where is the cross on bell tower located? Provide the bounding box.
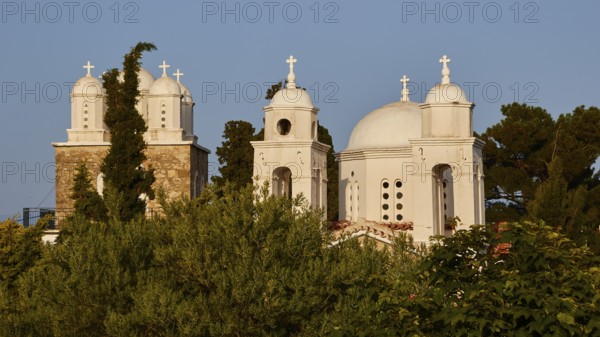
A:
[173,69,184,82]
[83,61,94,77]
[159,60,170,77]
[439,55,451,84]
[286,55,297,89]
[400,74,410,102]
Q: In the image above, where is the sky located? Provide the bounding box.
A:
[1,0,599,219]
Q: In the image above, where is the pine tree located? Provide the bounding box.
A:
[71,162,107,221]
[101,42,156,221]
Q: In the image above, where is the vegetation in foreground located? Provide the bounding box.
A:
[1,184,599,336]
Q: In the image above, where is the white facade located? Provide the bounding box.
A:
[337,56,485,243]
[251,56,330,217]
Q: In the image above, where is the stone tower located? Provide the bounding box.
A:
[53,61,209,226]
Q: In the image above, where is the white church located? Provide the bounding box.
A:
[251,55,485,243]
[55,54,485,244]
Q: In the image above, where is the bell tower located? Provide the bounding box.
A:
[251,55,329,216]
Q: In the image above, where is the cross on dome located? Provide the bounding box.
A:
[159,60,170,77]
[173,69,184,82]
[83,61,94,77]
[286,55,297,89]
[439,54,451,84]
[400,75,410,102]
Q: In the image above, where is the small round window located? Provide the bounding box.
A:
[277,119,291,135]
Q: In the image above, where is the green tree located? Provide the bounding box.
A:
[12,185,395,336]
[481,103,555,221]
[0,219,45,335]
[482,103,600,224]
[406,222,600,336]
[101,42,156,221]
[528,157,586,232]
[317,124,339,221]
[212,120,257,188]
[71,162,107,221]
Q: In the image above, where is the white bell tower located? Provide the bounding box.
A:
[251,55,330,217]
[67,61,108,142]
[409,55,485,238]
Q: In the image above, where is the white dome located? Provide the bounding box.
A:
[117,67,156,92]
[425,83,469,104]
[346,101,422,150]
[72,75,103,96]
[270,88,313,107]
[178,82,193,103]
[149,75,181,96]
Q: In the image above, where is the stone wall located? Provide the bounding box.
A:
[54,143,209,226]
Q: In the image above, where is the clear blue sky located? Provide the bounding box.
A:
[1,0,599,219]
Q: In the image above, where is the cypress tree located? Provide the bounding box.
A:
[213,120,257,189]
[71,162,107,221]
[101,42,156,221]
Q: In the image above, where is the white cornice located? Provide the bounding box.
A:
[251,140,331,152]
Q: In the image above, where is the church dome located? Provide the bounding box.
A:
[346,100,422,150]
[179,82,193,103]
[424,55,471,104]
[149,75,181,96]
[270,87,313,107]
[117,67,156,92]
[424,83,469,104]
[138,68,156,91]
[72,74,103,96]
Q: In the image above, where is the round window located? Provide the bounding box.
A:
[383,193,389,200]
[396,214,403,221]
[383,182,389,189]
[396,181,402,188]
[383,204,389,210]
[383,215,389,221]
[277,119,291,135]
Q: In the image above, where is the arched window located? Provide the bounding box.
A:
[272,167,293,198]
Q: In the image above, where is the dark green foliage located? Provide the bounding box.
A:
[265,80,284,100]
[528,157,586,231]
[406,222,600,336]
[482,103,600,252]
[0,219,45,335]
[317,124,339,221]
[212,120,258,189]
[481,103,555,220]
[71,162,107,221]
[0,219,45,290]
[6,185,395,336]
[101,42,156,221]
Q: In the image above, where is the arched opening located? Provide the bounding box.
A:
[315,168,321,207]
[272,167,292,198]
[346,182,352,221]
[432,164,454,237]
[352,181,359,222]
